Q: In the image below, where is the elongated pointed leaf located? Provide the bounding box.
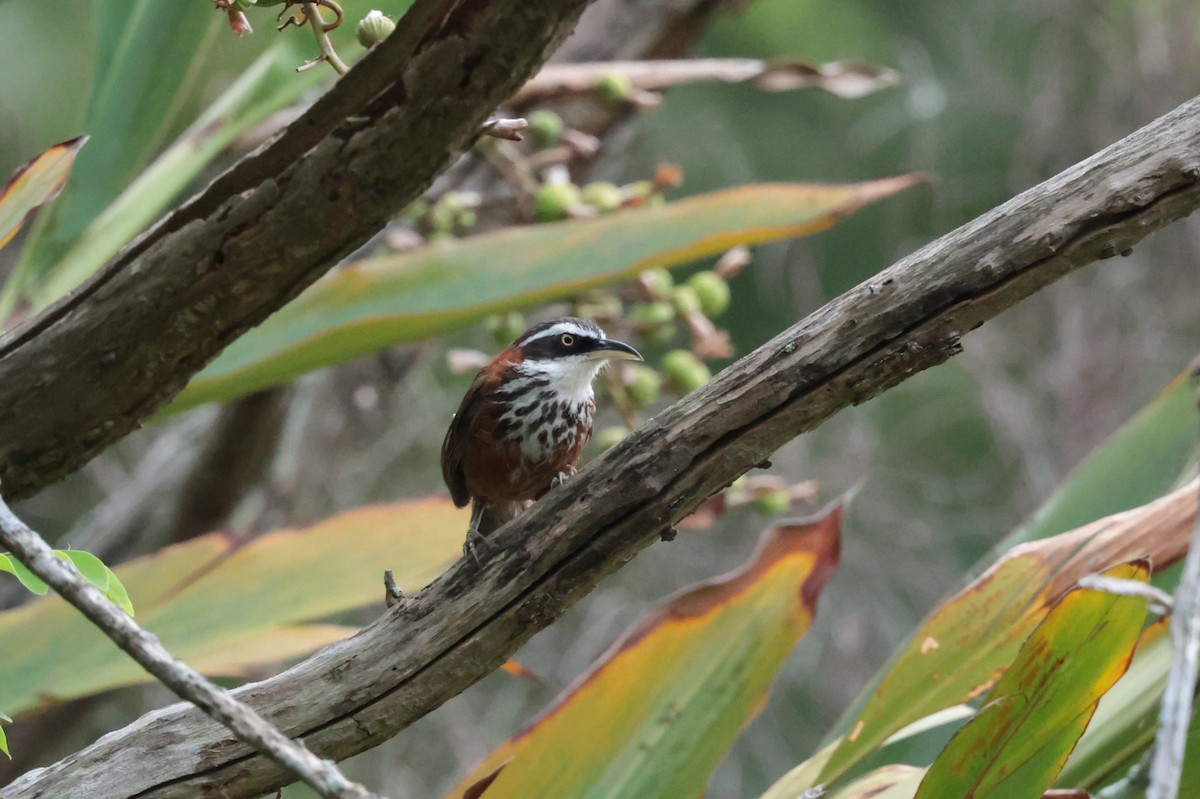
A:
[0,497,464,716]
[0,712,8,759]
[13,0,221,279]
[0,136,88,251]
[818,479,1196,786]
[914,561,1149,799]
[448,505,843,799]
[26,39,325,312]
[830,765,925,799]
[166,177,922,414]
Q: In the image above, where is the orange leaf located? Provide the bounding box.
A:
[0,136,88,250]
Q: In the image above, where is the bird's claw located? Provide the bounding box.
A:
[463,526,490,567]
[551,468,576,489]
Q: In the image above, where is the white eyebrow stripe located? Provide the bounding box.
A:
[518,320,605,347]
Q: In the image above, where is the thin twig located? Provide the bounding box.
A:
[1146,403,1200,799]
[301,3,349,75]
[480,118,529,141]
[0,490,386,799]
[1078,574,1175,614]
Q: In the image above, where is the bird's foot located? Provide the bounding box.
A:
[551,467,576,489]
[463,525,490,567]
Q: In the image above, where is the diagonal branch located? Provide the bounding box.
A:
[0,0,597,500]
[8,93,1200,799]
[0,492,386,799]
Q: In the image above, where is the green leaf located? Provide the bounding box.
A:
[0,711,8,759]
[816,480,1194,789]
[829,765,925,799]
[0,553,48,595]
[815,364,1200,789]
[25,39,325,312]
[447,506,843,799]
[0,550,135,614]
[914,561,1149,799]
[0,136,88,252]
[0,497,465,717]
[58,550,135,616]
[164,177,923,414]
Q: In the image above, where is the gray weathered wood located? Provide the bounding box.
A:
[8,92,1200,799]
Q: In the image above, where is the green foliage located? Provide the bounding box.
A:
[0,550,134,616]
[0,710,9,759]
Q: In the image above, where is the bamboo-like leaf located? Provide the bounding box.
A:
[817,478,1196,787]
[11,0,221,281]
[0,136,88,251]
[25,39,325,313]
[814,365,1200,789]
[829,765,925,799]
[165,177,922,414]
[914,561,1149,799]
[0,497,464,716]
[447,505,843,799]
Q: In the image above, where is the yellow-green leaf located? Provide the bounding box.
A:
[829,765,925,799]
[447,505,844,799]
[0,710,9,759]
[0,136,88,251]
[0,549,133,614]
[0,497,464,716]
[914,561,1149,799]
[819,479,1196,786]
[166,177,921,414]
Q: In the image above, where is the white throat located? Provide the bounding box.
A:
[518,356,603,404]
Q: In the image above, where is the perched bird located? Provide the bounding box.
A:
[441,317,643,561]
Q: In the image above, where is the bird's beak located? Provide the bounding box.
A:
[590,339,643,362]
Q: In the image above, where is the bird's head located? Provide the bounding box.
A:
[507,317,643,402]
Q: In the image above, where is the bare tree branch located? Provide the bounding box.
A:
[1147,424,1200,799]
[0,0,597,500]
[0,493,386,799]
[8,91,1200,799]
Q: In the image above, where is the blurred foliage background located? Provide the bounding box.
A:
[2,0,1200,797]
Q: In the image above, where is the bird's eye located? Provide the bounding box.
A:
[560,333,575,347]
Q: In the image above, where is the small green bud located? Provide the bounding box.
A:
[356,10,396,48]
[639,268,673,297]
[625,365,662,406]
[594,426,630,451]
[661,350,711,394]
[686,271,731,317]
[428,201,456,235]
[581,182,623,214]
[642,321,678,346]
[527,110,565,148]
[596,73,634,102]
[533,182,582,222]
[485,311,526,345]
[671,285,702,316]
[752,489,791,515]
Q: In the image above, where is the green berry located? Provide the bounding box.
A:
[356,10,396,48]
[454,208,477,233]
[687,271,731,317]
[595,426,630,451]
[596,74,633,102]
[625,365,662,406]
[661,350,711,394]
[534,182,582,222]
[628,301,675,327]
[527,110,565,148]
[582,182,623,214]
[671,285,702,316]
[639,267,673,297]
[752,489,791,515]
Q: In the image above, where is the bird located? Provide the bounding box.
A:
[441,317,643,562]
